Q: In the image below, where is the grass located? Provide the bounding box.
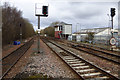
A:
[28,74,48,78]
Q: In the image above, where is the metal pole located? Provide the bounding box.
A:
[20,24,22,43]
[107,14,110,46]
[76,24,77,33]
[111,16,113,51]
[111,17,113,38]
[78,23,81,42]
[38,16,40,53]
[38,16,40,29]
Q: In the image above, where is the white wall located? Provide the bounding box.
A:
[62,24,72,34]
[55,27,59,31]
[76,35,81,42]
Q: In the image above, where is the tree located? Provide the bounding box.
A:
[49,21,60,27]
[2,2,35,46]
[43,27,55,37]
[85,32,95,43]
[40,29,44,35]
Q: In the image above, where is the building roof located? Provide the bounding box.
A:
[54,22,71,27]
[77,27,112,34]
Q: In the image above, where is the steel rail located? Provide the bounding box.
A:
[71,45,120,65]
[41,38,119,80]
[1,38,34,79]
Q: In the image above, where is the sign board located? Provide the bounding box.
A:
[35,3,48,16]
[110,37,116,45]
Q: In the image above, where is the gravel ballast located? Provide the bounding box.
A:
[17,39,79,78]
[55,41,120,78]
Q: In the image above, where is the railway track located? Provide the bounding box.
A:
[52,39,120,65]
[0,38,34,79]
[68,41,120,55]
[65,42,120,65]
[42,38,119,80]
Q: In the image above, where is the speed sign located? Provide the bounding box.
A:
[110,37,116,45]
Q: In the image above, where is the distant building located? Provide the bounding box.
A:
[54,22,72,39]
[68,27,119,46]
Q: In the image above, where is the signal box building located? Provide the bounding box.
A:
[54,22,72,39]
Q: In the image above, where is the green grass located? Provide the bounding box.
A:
[22,73,52,80]
[28,74,47,78]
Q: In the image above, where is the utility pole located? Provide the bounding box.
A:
[79,24,81,42]
[76,24,77,33]
[107,14,111,28]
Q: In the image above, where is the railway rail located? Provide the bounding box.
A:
[41,38,119,80]
[42,37,120,65]
[49,38,120,65]
[62,42,120,65]
[68,41,120,55]
[0,38,34,79]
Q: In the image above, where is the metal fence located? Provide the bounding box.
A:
[68,35,120,50]
[94,35,120,47]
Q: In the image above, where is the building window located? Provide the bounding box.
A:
[59,26,60,31]
[61,26,63,31]
[58,25,62,31]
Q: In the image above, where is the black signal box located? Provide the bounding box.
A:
[42,6,48,16]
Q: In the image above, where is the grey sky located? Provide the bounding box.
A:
[1,0,119,32]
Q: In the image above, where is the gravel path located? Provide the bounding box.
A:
[20,39,79,78]
[4,37,35,78]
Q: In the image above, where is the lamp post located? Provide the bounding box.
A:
[77,23,81,42]
[107,14,111,28]
[20,23,22,43]
[107,14,111,45]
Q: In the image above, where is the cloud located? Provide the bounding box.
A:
[1,0,119,32]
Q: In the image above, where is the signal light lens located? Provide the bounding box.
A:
[42,6,48,15]
[111,8,115,17]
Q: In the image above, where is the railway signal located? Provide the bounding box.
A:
[35,4,48,53]
[42,6,48,16]
[110,8,116,50]
[110,8,116,37]
[111,8,115,17]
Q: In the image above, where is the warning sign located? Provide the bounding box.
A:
[110,37,116,45]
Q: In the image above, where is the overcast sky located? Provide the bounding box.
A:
[1,0,120,32]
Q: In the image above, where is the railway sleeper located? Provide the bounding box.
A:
[65,59,80,62]
[64,56,75,60]
[85,76,109,80]
[73,65,90,70]
[80,72,105,79]
[70,63,86,66]
[85,76,110,80]
[66,61,82,64]
[76,69,96,74]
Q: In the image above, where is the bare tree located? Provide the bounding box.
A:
[2,2,35,46]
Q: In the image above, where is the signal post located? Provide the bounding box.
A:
[35,4,48,53]
[110,8,116,51]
